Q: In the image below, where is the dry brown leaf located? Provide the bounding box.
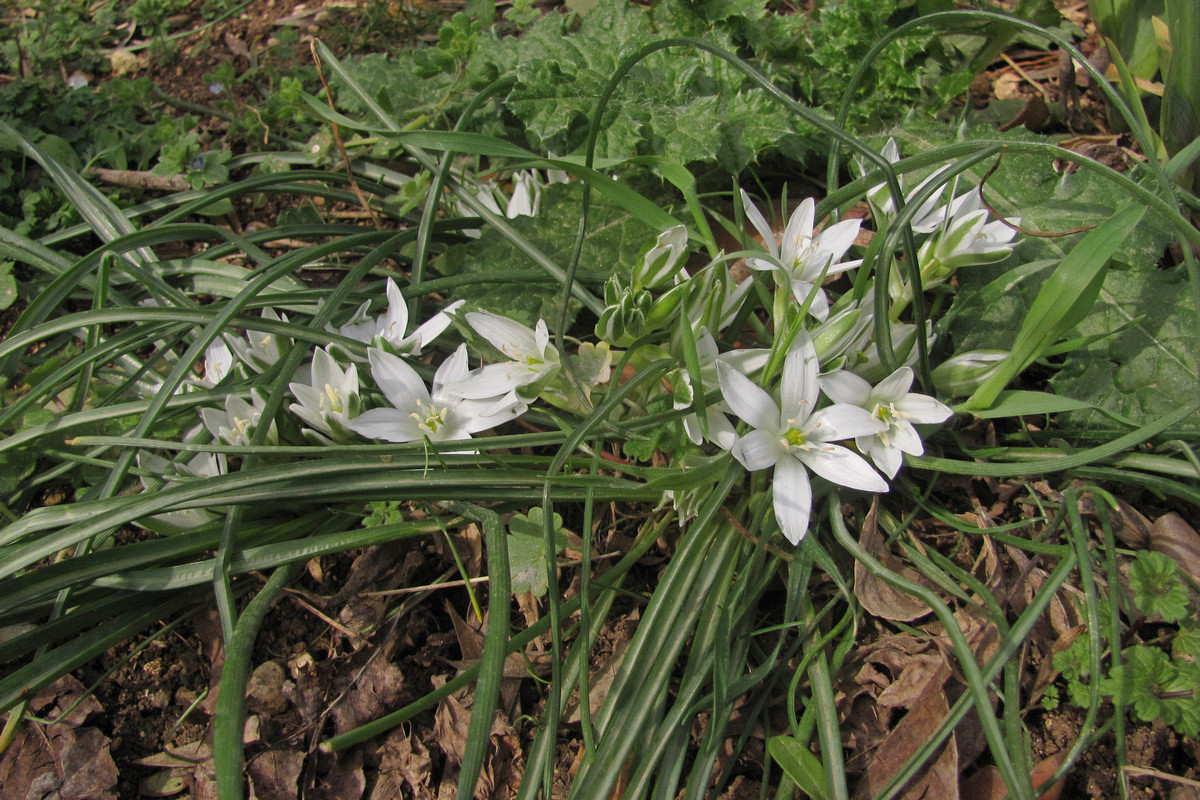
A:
[0,676,119,800]
[1076,492,1152,548]
[330,656,405,735]
[432,675,473,767]
[224,33,251,59]
[336,594,386,651]
[246,660,290,716]
[854,501,934,621]
[247,748,305,800]
[370,728,434,800]
[566,628,632,724]
[877,651,948,710]
[961,751,1066,800]
[843,634,944,773]
[1150,512,1200,587]
[854,683,959,800]
[972,536,1005,604]
[446,598,484,662]
[1029,625,1087,707]
[133,739,212,768]
[311,748,366,800]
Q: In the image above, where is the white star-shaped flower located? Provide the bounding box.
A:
[741,190,862,321]
[288,347,360,444]
[445,312,561,415]
[348,345,523,443]
[339,278,462,356]
[199,391,278,447]
[819,366,952,478]
[718,332,888,544]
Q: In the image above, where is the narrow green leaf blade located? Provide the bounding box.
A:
[768,735,829,800]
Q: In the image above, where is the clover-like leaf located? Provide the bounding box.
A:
[1128,551,1191,622]
[506,508,568,597]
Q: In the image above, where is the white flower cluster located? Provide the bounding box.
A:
[156,140,1018,545]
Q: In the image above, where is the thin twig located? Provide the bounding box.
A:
[1000,52,1053,105]
[310,40,384,230]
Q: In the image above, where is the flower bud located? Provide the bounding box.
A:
[931,350,1007,397]
[631,225,689,291]
[812,306,867,364]
[644,281,688,330]
[595,288,654,347]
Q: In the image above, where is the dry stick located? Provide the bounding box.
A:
[310,40,383,231]
[977,149,1098,238]
[999,52,1054,106]
[87,168,191,192]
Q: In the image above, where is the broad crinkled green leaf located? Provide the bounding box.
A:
[1049,263,1199,431]
[447,182,653,327]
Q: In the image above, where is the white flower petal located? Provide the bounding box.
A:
[861,437,904,479]
[447,362,529,400]
[347,407,423,442]
[780,332,819,417]
[806,404,887,441]
[459,393,524,433]
[368,348,429,409]
[818,370,872,407]
[889,419,925,455]
[338,299,378,343]
[873,367,915,402]
[467,312,537,359]
[411,299,464,351]
[740,190,778,258]
[746,255,781,274]
[704,409,738,451]
[792,282,830,321]
[894,393,953,424]
[780,198,816,266]
[717,361,780,433]
[378,278,411,346]
[732,429,784,471]
[773,457,813,545]
[799,444,889,492]
[812,218,861,268]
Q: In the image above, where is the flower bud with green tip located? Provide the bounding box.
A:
[596,278,655,347]
[812,303,871,366]
[631,224,689,291]
[931,350,1007,397]
[643,280,689,331]
[917,203,1020,286]
[683,262,753,334]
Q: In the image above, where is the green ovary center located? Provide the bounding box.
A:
[410,401,449,435]
[782,428,807,448]
[872,402,906,447]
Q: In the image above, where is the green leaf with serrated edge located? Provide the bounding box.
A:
[506,508,567,597]
[881,122,1189,427]
[331,53,456,125]
[767,736,829,800]
[468,0,815,170]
